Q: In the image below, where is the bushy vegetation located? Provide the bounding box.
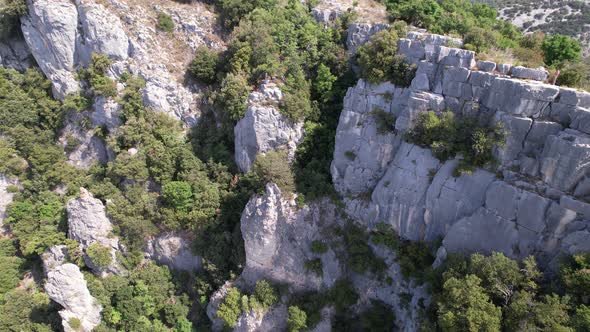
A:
[86,243,112,269]
[189,47,221,84]
[216,280,279,328]
[251,150,295,194]
[423,252,590,331]
[0,0,26,39]
[406,111,505,175]
[356,24,416,86]
[156,12,174,33]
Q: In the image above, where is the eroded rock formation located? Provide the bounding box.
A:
[234,82,304,173]
[66,188,125,276]
[331,30,590,264]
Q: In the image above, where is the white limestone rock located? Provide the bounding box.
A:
[66,188,124,276]
[59,112,110,169]
[233,304,288,332]
[21,0,80,99]
[240,183,343,290]
[331,80,408,194]
[346,23,389,54]
[145,233,201,272]
[371,142,440,240]
[540,130,590,193]
[510,66,548,81]
[45,263,102,332]
[0,175,18,228]
[77,2,130,64]
[484,78,559,117]
[234,82,304,173]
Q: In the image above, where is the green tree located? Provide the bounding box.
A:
[217,73,251,121]
[314,64,337,103]
[437,274,502,332]
[253,280,278,308]
[251,150,295,193]
[189,47,220,84]
[356,27,415,86]
[287,306,307,332]
[161,181,193,212]
[385,0,440,29]
[542,34,582,67]
[86,243,113,269]
[217,287,243,328]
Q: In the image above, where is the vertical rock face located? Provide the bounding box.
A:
[240,183,342,291]
[0,33,33,71]
[21,0,80,99]
[44,263,103,332]
[331,30,590,263]
[234,82,304,173]
[346,23,389,54]
[66,188,125,276]
[145,233,201,272]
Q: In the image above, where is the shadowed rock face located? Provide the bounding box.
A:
[145,233,202,272]
[234,82,304,173]
[332,30,590,263]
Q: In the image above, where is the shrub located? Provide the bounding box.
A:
[463,27,497,52]
[161,181,193,212]
[252,150,295,193]
[86,242,113,268]
[0,0,26,38]
[556,61,589,88]
[189,47,220,84]
[357,28,416,86]
[310,241,328,254]
[344,150,356,161]
[304,259,323,276]
[406,111,505,175]
[217,288,242,328]
[217,73,251,121]
[253,280,278,308]
[68,317,82,331]
[371,108,396,134]
[342,223,386,275]
[288,306,307,332]
[156,12,174,32]
[542,34,582,67]
[560,253,590,303]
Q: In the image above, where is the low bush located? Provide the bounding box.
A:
[406,111,505,175]
[251,150,295,193]
[157,12,174,32]
[310,241,328,254]
[287,306,307,332]
[304,259,323,276]
[86,242,113,268]
[371,108,396,134]
[217,287,242,328]
[357,27,416,86]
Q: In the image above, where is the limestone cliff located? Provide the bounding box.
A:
[331,30,590,265]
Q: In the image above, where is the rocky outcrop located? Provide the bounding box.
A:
[234,82,304,172]
[20,0,223,126]
[231,183,428,331]
[145,233,201,272]
[44,263,103,332]
[346,23,389,54]
[233,304,289,332]
[66,188,124,276]
[59,112,110,169]
[21,0,80,99]
[240,183,342,290]
[332,30,590,264]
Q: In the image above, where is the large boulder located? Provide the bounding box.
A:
[145,233,201,272]
[234,82,304,173]
[44,263,103,332]
[66,188,124,276]
[21,0,80,99]
[540,130,590,193]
